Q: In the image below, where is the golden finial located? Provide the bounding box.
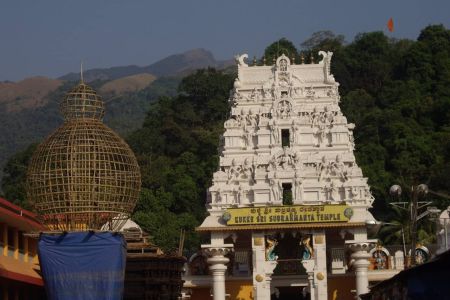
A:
[301,54,305,64]
[263,56,266,66]
[253,56,257,66]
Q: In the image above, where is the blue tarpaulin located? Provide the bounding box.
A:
[38,232,127,300]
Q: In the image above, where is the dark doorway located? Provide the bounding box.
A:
[282,183,293,205]
[271,286,309,300]
[281,129,290,147]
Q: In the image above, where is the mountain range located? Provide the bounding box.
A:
[0,48,234,188]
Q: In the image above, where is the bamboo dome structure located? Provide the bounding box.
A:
[26,81,141,231]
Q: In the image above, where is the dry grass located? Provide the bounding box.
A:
[0,76,62,112]
[99,73,156,95]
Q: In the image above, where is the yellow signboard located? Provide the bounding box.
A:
[222,205,353,226]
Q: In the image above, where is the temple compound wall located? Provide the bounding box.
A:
[183,53,395,300]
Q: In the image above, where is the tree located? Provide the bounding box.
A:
[263,38,298,64]
[1,143,37,209]
[301,30,345,50]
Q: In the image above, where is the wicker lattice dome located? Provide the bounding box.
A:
[26,82,141,231]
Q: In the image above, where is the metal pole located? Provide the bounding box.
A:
[445,218,448,251]
[401,227,406,257]
[410,186,419,266]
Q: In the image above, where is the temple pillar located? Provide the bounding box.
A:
[202,246,232,300]
[302,259,316,300]
[251,232,278,300]
[312,230,327,300]
[346,232,376,299]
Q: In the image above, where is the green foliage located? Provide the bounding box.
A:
[128,68,234,251]
[263,38,298,64]
[1,143,37,209]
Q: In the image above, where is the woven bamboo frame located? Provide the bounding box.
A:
[27,83,141,231]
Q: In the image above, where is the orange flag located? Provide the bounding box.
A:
[387,18,394,32]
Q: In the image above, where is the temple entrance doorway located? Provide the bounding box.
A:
[271,286,309,300]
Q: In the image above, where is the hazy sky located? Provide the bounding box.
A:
[1,0,449,81]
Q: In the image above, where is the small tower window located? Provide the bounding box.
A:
[282,183,293,205]
[281,129,290,147]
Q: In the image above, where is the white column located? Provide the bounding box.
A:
[312,230,328,300]
[302,259,316,300]
[252,232,278,300]
[203,246,231,300]
[346,241,376,299]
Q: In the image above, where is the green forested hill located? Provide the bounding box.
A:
[2,25,450,250]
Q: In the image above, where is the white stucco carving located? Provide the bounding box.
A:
[205,51,374,220]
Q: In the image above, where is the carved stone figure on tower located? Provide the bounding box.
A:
[330,154,348,181]
[279,147,292,170]
[228,159,241,183]
[324,106,335,125]
[291,121,299,145]
[243,127,254,149]
[317,156,329,182]
[310,107,320,127]
[268,118,279,144]
[250,88,260,102]
[294,171,304,202]
[246,110,258,127]
[315,125,328,147]
[242,158,254,182]
[277,100,292,119]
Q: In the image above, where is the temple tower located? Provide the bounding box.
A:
[197,53,377,300]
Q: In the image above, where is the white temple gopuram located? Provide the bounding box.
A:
[182,53,400,300]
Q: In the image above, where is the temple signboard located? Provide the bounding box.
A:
[222,205,353,225]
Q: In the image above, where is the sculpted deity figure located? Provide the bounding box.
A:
[301,236,314,260]
[237,185,246,204]
[250,87,260,102]
[294,172,303,202]
[242,158,254,181]
[317,156,330,182]
[269,178,280,201]
[228,159,240,183]
[237,109,246,127]
[268,119,279,144]
[242,127,254,149]
[277,100,291,119]
[330,154,348,181]
[272,83,280,100]
[279,147,292,170]
[291,121,299,145]
[246,110,258,127]
[328,181,340,201]
[310,107,321,127]
[315,125,328,147]
[215,188,222,203]
[266,237,278,261]
[324,106,335,125]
